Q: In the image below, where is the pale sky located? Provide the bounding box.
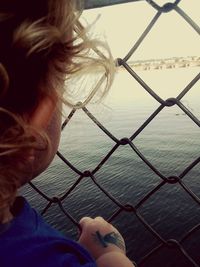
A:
[82,0,200,61]
[63,1,200,108]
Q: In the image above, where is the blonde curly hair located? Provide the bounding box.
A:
[0,0,115,219]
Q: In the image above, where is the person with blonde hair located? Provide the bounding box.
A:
[0,1,135,266]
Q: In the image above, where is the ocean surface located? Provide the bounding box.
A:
[21,67,200,266]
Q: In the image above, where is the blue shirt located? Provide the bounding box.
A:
[0,197,96,267]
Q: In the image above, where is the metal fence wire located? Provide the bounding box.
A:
[27,1,200,266]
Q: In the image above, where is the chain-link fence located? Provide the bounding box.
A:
[24,1,200,266]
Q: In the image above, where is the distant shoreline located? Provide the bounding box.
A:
[118,56,200,71]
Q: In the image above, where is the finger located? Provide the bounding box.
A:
[94,216,105,222]
[95,217,113,229]
[79,217,93,227]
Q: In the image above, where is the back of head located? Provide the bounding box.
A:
[0,0,114,219]
[0,0,88,217]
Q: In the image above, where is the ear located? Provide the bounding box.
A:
[28,96,58,129]
[20,95,62,184]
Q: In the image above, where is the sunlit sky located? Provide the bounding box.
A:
[64,1,200,108]
[82,0,200,61]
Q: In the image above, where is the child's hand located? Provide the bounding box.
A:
[78,217,126,260]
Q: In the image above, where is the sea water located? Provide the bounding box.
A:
[21,67,200,265]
